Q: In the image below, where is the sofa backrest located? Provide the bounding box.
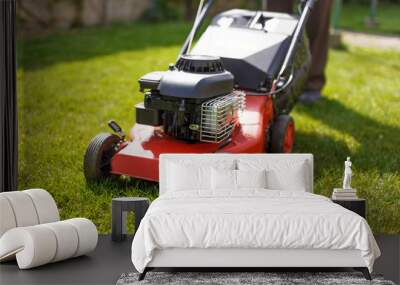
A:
[0,189,60,238]
[159,154,313,195]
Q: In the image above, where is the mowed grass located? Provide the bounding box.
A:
[18,22,400,234]
[339,3,400,35]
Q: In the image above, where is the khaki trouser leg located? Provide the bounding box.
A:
[305,0,333,91]
[267,0,333,92]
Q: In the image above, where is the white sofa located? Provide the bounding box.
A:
[0,189,98,269]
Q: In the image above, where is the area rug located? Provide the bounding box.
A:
[116,272,395,285]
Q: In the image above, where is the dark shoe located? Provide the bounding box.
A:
[298,90,321,105]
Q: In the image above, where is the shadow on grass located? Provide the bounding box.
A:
[295,97,400,175]
[330,42,349,52]
[19,22,191,71]
[294,131,351,176]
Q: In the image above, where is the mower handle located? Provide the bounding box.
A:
[178,0,316,83]
[276,0,316,80]
[178,0,214,59]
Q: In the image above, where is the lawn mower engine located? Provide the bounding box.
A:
[136,55,245,143]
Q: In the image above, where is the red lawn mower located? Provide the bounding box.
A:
[84,0,315,183]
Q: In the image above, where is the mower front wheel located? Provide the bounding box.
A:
[270,115,295,153]
[84,133,120,183]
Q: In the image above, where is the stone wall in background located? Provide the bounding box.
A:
[210,0,259,15]
[17,0,151,35]
[17,0,260,36]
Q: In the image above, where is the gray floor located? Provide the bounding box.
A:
[1,235,399,285]
[374,235,400,284]
[0,235,135,285]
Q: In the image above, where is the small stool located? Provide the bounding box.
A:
[111,197,150,242]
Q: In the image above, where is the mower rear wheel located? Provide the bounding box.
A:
[84,133,120,183]
[270,115,295,153]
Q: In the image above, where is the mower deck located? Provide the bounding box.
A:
[110,94,273,181]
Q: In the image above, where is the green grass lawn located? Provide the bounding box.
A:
[18,22,400,234]
[339,3,400,35]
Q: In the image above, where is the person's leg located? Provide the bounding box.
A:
[300,0,333,103]
[267,0,294,13]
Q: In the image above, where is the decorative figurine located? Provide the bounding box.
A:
[342,157,352,190]
[332,157,357,199]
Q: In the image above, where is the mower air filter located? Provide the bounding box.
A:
[175,55,225,73]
